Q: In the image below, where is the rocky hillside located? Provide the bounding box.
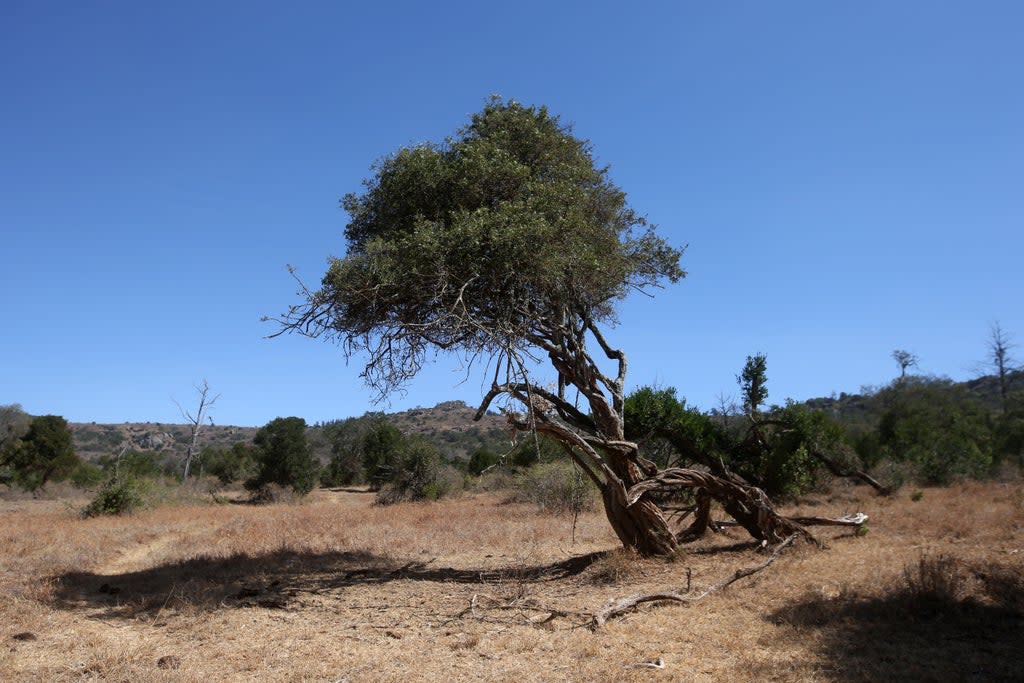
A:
[70,400,510,466]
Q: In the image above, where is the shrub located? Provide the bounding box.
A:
[82,477,144,517]
[508,461,596,514]
[360,421,406,489]
[899,554,968,604]
[70,462,105,488]
[467,447,500,475]
[321,447,363,487]
[375,439,446,505]
[200,442,258,485]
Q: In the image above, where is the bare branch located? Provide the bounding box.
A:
[592,535,797,628]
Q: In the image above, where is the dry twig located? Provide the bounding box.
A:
[592,534,797,628]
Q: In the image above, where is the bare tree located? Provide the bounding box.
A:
[986,322,1018,414]
[175,380,219,480]
[892,349,919,381]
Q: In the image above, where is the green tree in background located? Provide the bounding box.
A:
[247,417,318,496]
[359,420,406,489]
[876,378,993,484]
[738,353,768,416]
[376,437,444,504]
[200,442,258,485]
[2,415,80,492]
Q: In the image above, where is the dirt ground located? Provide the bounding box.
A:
[1,481,1022,682]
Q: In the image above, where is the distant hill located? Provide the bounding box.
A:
[70,400,510,468]
[69,422,259,463]
[69,369,1022,471]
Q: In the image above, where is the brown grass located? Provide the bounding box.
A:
[2,482,1022,681]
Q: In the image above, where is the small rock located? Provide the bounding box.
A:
[11,632,37,642]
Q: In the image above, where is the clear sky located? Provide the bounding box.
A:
[2,1,1021,426]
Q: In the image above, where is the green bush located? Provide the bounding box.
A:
[375,438,447,505]
[360,421,406,489]
[467,447,500,475]
[97,450,164,478]
[200,442,258,485]
[321,447,363,487]
[247,417,319,497]
[877,379,994,485]
[82,477,144,517]
[70,462,105,488]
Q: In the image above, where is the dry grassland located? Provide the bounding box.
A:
[2,481,1022,682]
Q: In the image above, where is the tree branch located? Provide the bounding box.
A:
[592,534,797,628]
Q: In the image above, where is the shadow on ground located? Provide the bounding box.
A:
[49,549,608,619]
[766,564,1024,682]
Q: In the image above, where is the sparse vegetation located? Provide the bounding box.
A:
[1,481,1020,680]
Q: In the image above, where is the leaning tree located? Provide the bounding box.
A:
[271,98,863,555]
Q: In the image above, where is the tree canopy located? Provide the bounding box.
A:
[274,97,683,397]
[248,417,318,496]
[1,414,79,491]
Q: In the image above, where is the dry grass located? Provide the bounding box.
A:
[1,482,1022,681]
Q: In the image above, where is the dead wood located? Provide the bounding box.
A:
[810,449,891,495]
[591,534,797,629]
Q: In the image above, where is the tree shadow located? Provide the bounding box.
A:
[766,564,1024,682]
[49,549,608,619]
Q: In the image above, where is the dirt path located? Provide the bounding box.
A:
[98,532,189,576]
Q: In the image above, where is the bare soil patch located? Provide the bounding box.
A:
[2,482,1022,681]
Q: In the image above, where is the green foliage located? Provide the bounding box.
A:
[748,403,836,499]
[467,447,500,475]
[375,438,446,505]
[320,449,360,487]
[3,415,80,492]
[82,476,144,517]
[624,386,731,469]
[625,386,834,499]
[247,417,319,496]
[0,404,30,456]
[278,97,683,396]
[738,353,768,415]
[360,420,406,489]
[96,450,164,479]
[994,407,1024,467]
[876,377,993,484]
[200,442,258,484]
[508,434,565,468]
[70,461,105,488]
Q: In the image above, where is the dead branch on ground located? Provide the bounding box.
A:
[591,534,797,629]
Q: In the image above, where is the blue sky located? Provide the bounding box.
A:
[2,1,1021,426]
